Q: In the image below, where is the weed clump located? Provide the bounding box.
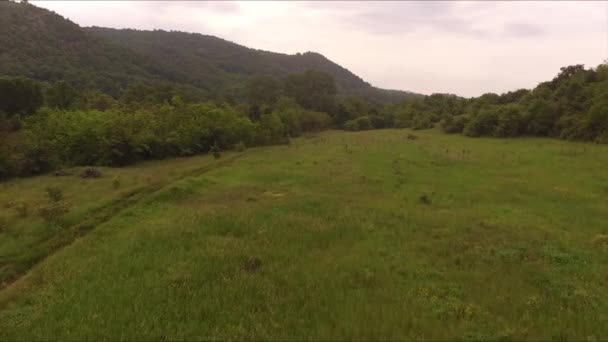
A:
[14,202,29,217]
[81,167,102,178]
[0,216,7,233]
[592,234,608,247]
[112,177,121,190]
[210,143,221,159]
[234,142,246,152]
[54,169,73,177]
[242,257,262,273]
[46,186,64,202]
[407,133,419,140]
[38,186,71,226]
[419,193,432,205]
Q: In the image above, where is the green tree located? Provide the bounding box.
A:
[284,70,337,114]
[0,77,43,116]
[247,75,281,107]
[46,81,78,109]
[524,99,559,136]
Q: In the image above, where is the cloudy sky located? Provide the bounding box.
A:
[34,1,607,97]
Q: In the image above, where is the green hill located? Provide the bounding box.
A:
[0,1,419,102]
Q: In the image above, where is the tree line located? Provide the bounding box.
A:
[2,63,608,180]
[393,64,608,143]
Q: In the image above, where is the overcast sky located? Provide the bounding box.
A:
[34,1,607,97]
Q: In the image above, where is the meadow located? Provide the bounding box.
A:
[0,129,607,340]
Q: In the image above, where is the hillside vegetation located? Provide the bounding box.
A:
[1,129,607,340]
[87,27,414,104]
[0,1,416,103]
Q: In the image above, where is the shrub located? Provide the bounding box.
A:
[0,216,7,233]
[493,104,524,137]
[112,177,121,190]
[39,186,71,226]
[39,201,71,226]
[210,143,221,159]
[299,110,331,132]
[406,133,419,140]
[412,115,433,130]
[524,99,559,136]
[344,116,372,131]
[14,202,29,218]
[344,119,359,131]
[81,167,102,178]
[441,115,469,134]
[419,194,432,205]
[355,116,372,130]
[369,115,388,129]
[464,109,499,137]
[45,186,64,202]
[0,151,12,180]
[234,141,246,152]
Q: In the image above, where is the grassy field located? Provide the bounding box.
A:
[0,129,607,340]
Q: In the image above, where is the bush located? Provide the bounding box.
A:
[81,167,102,178]
[464,109,499,137]
[524,99,559,136]
[441,115,469,134]
[299,110,331,132]
[344,119,359,131]
[112,177,121,190]
[39,186,71,226]
[45,186,64,202]
[14,202,29,218]
[0,216,7,233]
[0,150,12,180]
[210,143,221,159]
[493,104,523,137]
[355,116,372,130]
[234,141,246,152]
[344,116,372,131]
[369,115,388,129]
[412,115,433,130]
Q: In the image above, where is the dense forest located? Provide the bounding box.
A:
[1,1,607,181]
[0,1,417,103]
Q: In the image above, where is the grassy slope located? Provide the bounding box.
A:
[0,129,607,340]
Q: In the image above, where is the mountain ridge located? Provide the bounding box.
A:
[0,1,421,103]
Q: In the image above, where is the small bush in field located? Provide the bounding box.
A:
[39,186,71,226]
[234,142,246,152]
[45,186,64,202]
[210,144,221,159]
[592,234,608,247]
[81,167,102,178]
[419,193,432,205]
[0,216,7,233]
[14,202,29,217]
[112,177,121,190]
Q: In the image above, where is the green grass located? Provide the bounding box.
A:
[0,129,607,340]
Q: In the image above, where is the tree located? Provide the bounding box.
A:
[524,98,559,136]
[46,81,78,109]
[551,64,585,89]
[336,97,369,126]
[464,108,499,137]
[493,104,523,137]
[0,77,43,117]
[247,75,281,107]
[284,70,337,114]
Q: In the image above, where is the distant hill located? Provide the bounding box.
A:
[0,1,420,103]
[0,1,181,96]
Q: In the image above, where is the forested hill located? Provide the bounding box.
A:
[0,1,186,97]
[0,1,419,103]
